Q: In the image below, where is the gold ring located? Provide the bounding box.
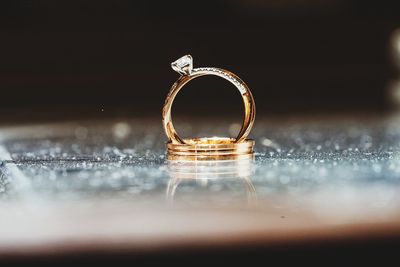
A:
[167,137,255,161]
[162,55,256,160]
[162,55,256,144]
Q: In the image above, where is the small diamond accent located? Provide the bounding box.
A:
[194,67,246,94]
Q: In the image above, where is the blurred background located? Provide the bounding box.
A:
[2,2,400,265]
[1,0,400,123]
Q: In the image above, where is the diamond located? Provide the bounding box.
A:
[171,55,193,75]
[175,55,191,68]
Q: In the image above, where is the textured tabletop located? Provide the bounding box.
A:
[1,115,400,256]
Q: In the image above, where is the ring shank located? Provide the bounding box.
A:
[162,67,256,144]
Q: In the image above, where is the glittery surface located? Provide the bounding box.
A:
[1,116,400,252]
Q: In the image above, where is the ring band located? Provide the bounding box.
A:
[162,55,256,145]
[167,137,255,161]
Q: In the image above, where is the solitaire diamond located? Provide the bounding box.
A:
[171,55,193,75]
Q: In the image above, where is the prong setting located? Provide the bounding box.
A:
[171,55,193,75]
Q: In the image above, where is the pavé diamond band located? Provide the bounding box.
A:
[162,55,256,160]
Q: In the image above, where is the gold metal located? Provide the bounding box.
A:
[167,153,255,161]
[167,137,255,161]
[163,55,256,145]
[167,137,254,151]
[163,55,256,160]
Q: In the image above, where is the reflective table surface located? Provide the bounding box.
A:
[1,115,400,258]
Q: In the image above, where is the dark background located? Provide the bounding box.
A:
[1,0,400,123]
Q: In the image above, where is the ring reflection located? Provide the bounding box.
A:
[166,159,257,206]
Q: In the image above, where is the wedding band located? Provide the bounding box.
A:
[162,55,256,160]
[167,137,254,161]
